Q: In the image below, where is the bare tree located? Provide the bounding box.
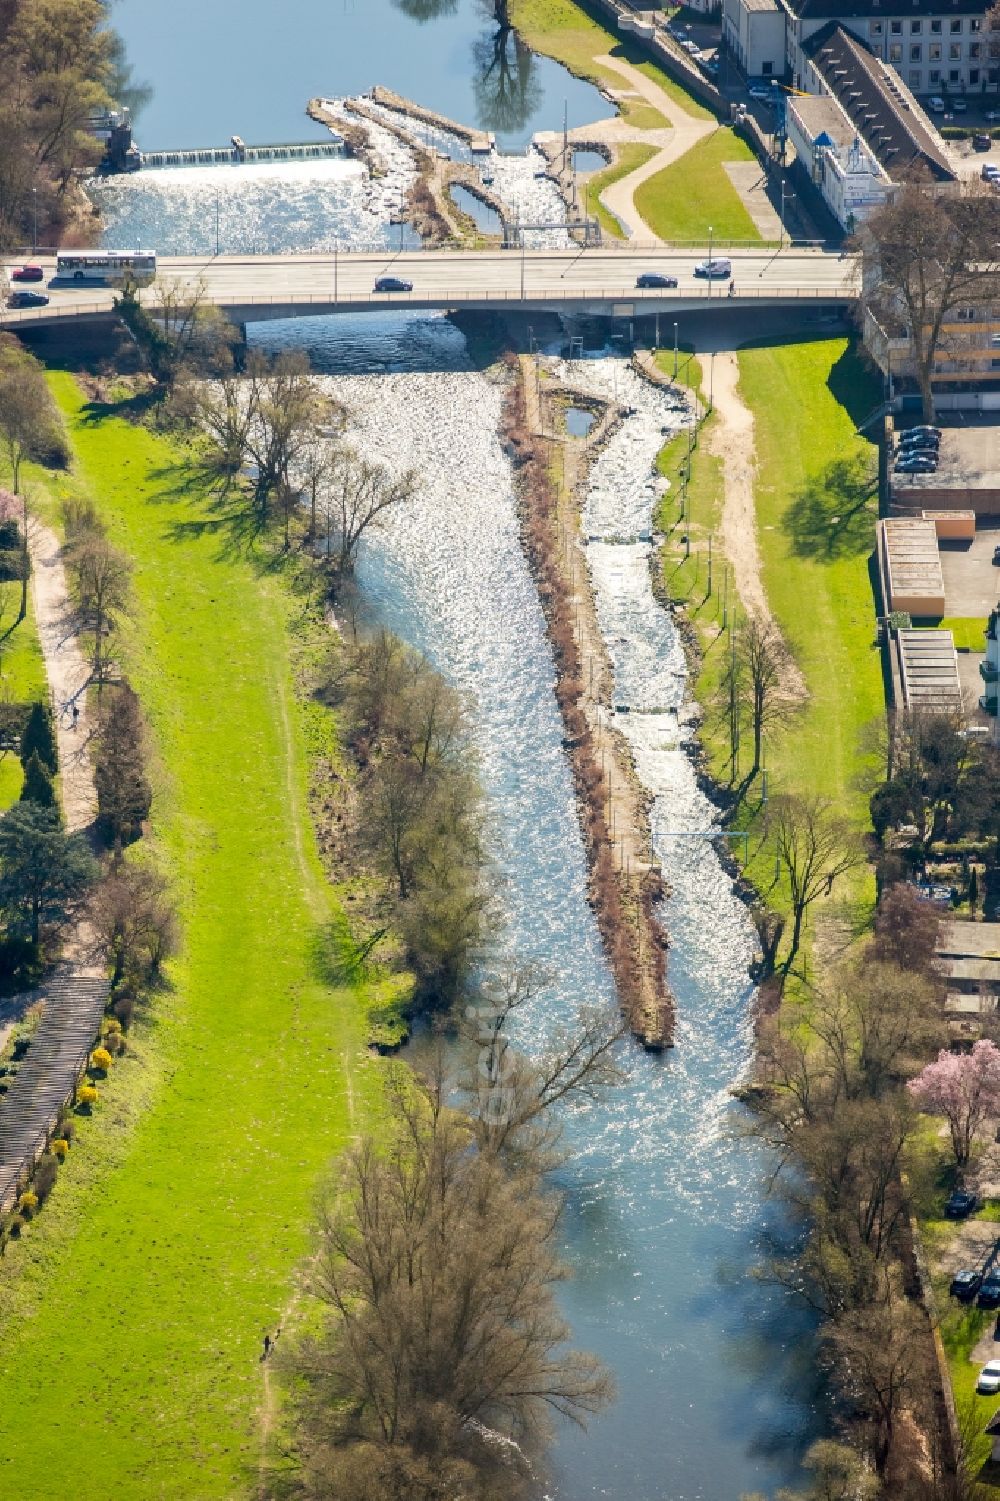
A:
[68,531,131,686]
[860,185,1000,420]
[769,795,864,973]
[90,858,177,988]
[732,616,796,777]
[322,447,416,576]
[825,1295,928,1477]
[289,1082,611,1500]
[0,338,65,619]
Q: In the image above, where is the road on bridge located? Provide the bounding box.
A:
[2,246,859,327]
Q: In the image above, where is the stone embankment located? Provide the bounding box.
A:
[502,356,674,1050]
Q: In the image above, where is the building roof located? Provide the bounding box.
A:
[789,92,859,149]
[938,920,1000,960]
[743,0,782,11]
[897,628,964,713]
[882,517,947,610]
[803,23,956,181]
[786,0,985,19]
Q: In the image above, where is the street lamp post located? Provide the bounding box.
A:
[334,240,339,302]
[707,223,714,298]
[215,191,220,257]
[520,227,525,302]
[673,320,679,379]
[709,349,716,411]
[778,178,786,250]
[32,188,37,254]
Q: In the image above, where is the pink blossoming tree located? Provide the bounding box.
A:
[908,1040,1000,1167]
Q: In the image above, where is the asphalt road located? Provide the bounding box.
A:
[1,246,860,326]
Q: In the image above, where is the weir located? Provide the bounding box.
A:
[138,138,345,170]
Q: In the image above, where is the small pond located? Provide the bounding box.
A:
[565,405,596,437]
[572,148,608,174]
[449,183,503,235]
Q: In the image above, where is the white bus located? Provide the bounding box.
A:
[55,249,157,284]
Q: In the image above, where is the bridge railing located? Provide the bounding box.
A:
[4,238,849,260]
[0,283,857,325]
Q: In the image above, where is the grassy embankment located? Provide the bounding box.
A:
[656,337,884,947]
[0,582,45,809]
[510,0,759,242]
[583,142,657,239]
[0,375,386,1498]
[634,128,762,243]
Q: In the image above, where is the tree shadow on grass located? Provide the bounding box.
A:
[784,452,878,560]
[77,389,165,426]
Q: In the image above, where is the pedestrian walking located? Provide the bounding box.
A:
[261,1333,271,1362]
[71,702,79,730]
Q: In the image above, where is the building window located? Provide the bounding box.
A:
[971,66,980,84]
[957,307,976,321]
[990,67,1000,84]
[930,42,942,59]
[911,18,922,32]
[950,42,962,59]
[991,358,1000,369]
[990,334,1000,347]
[762,59,772,74]
[870,19,883,35]
[930,18,942,32]
[891,19,902,33]
[909,68,922,86]
[971,17,982,31]
[929,67,941,81]
[910,43,922,61]
[950,18,963,33]
[949,67,961,81]
[890,42,903,60]
[971,42,982,58]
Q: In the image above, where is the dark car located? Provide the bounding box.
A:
[974,134,993,151]
[899,430,940,447]
[898,440,940,458]
[979,1273,1000,1308]
[908,424,941,439]
[7,290,49,308]
[636,273,678,289]
[10,265,44,282]
[894,456,937,474]
[992,545,1000,566]
[374,276,413,293]
[951,1269,984,1301]
[944,1189,981,1219]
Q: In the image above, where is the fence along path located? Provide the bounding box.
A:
[0,521,109,1215]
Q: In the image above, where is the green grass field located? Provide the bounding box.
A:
[0,582,46,808]
[584,143,657,238]
[0,376,380,1498]
[634,128,762,243]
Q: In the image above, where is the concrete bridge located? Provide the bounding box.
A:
[1,247,860,331]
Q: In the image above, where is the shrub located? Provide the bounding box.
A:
[51,1138,69,1160]
[19,701,57,776]
[19,749,56,809]
[103,1016,122,1037]
[89,1046,113,1073]
[58,1116,76,1143]
[77,1083,98,1107]
[33,1154,58,1202]
[6,1213,25,1237]
[0,548,27,582]
[112,993,135,1029]
[17,1190,38,1216]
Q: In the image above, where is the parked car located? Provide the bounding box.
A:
[7,290,49,307]
[979,1272,1000,1308]
[899,430,940,447]
[951,1269,984,1301]
[694,258,732,279]
[894,456,937,474]
[636,272,678,288]
[992,544,1000,566]
[978,1360,1000,1394]
[907,424,941,438]
[373,276,413,293]
[748,85,771,101]
[928,96,947,113]
[944,1189,981,1218]
[974,134,993,151]
[952,98,969,112]
[988,111,1000,123]
[981,162,1000,179]
[10,265,43,282]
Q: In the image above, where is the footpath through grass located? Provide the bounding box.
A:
[0,376,379,1498]
[634,128,762,243]
[584,142,657,239]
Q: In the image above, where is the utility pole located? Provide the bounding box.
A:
[707,224,714,299]
[334,240,338,301]
[673,320,679,379]
[709,350,716,412]
[32,188,37,254]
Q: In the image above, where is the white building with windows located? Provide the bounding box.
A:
[785,93,892,227]
[723,0,787,79]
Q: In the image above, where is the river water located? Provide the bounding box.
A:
[248,313,822,1499]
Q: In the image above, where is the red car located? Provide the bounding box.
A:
[11,265,44,282]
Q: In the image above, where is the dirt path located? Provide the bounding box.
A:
[28,517,97,834]
[693,338,807,700]
[575,54,716,241]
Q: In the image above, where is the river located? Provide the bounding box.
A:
[97,4,823,1491]
[249,312,822,1499]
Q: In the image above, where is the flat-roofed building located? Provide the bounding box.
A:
[724,0,787,78]
[785,92,891,227]
[880,516,947,615]
[896,627,964,712]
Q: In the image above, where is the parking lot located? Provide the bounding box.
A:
[940,522,1000,619]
